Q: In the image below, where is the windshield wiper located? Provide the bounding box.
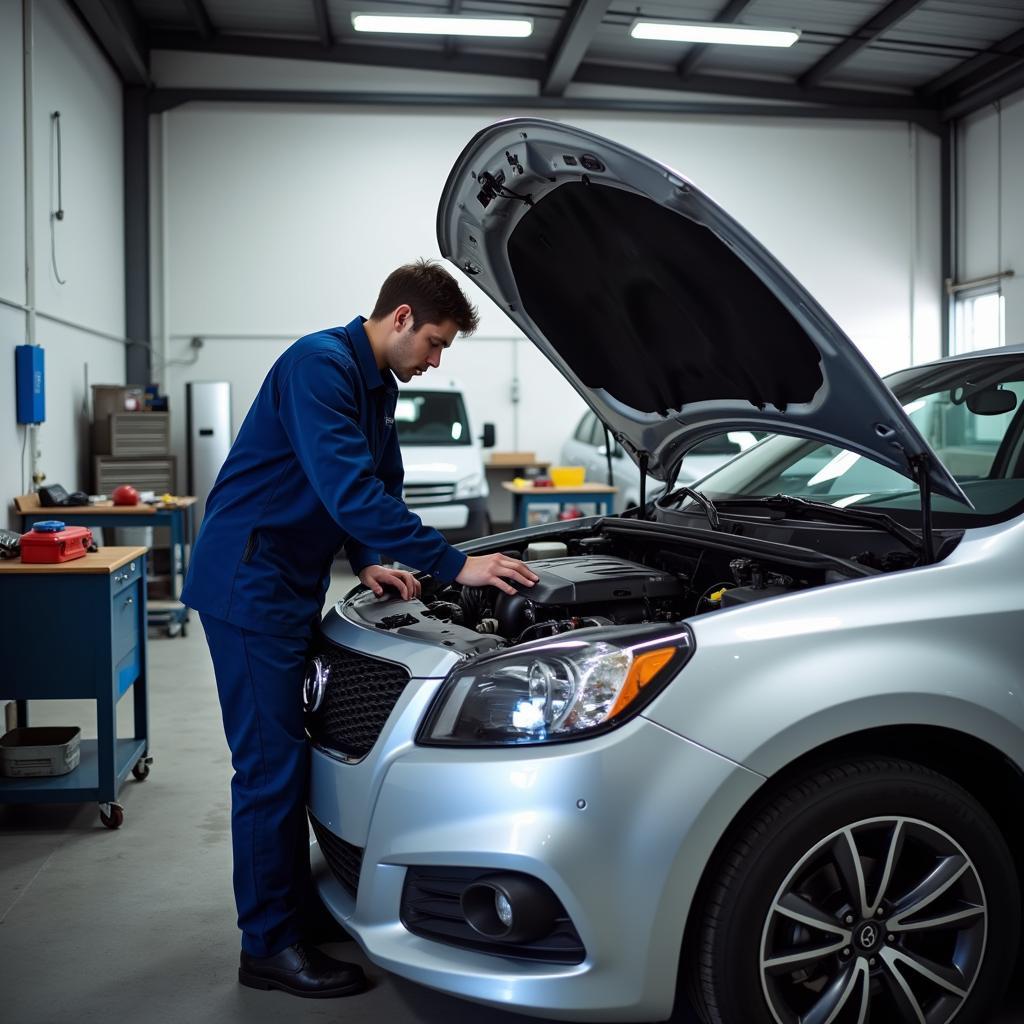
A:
[706,493,924,557]
[660,485,721,530]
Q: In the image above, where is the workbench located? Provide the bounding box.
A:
[501,481,617,529]
[15,493,196,637]
[0,548,151,829]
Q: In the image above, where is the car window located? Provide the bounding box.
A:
[688,355,1024,525]
[395,391,472,446]
[574,412,596,444]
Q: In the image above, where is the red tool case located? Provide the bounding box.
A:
[20,522,94,564]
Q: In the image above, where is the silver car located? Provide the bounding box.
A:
[561,410,760,512]
[306,120,1023,1024]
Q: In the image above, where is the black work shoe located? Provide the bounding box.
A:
[239,942,368,998]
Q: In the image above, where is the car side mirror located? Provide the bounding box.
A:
[966,387,1017,416]
[480,423,496,448]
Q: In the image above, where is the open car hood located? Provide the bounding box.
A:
[437,118,968,505]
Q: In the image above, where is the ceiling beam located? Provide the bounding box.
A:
[941,58,1024,120]
[677,0,753,80]
[147,30,933,113]
[919,25,1024,100]
[147,85,939,132]
[182,0,215,40]
[799,0,927,88]
[70,0,149,85]
[575,60,929,110]
[312,0,332,49]
[542,0,612,97]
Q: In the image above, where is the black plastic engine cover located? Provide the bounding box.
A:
[511,556,684,605]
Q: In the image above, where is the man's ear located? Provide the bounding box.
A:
[393,304,413,332]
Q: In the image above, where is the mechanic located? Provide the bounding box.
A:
[181,259,538,999]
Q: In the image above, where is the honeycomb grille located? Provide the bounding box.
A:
[305,640,411,760]
[310,814,364,898]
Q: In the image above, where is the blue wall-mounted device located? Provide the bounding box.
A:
[16,344,45,424]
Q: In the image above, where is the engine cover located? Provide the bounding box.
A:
[512,555,684,605]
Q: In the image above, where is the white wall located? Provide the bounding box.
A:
[151,51,942,470]
[957,87,1024,344]
[0,1,127,527]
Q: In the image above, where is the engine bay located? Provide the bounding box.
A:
[341,520,878,656]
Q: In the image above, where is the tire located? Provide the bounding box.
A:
[690,759,1019,1024]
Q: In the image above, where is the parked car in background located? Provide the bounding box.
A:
[306,119,1024,1024]
[562,409,760,511]
[395,378,495,542]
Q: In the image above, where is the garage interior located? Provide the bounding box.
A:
[2,1,1024,1022]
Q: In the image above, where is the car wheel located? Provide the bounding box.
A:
[690,759,1019,1024]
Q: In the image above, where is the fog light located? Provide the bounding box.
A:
[495,890,513,927]
[460,872,559,944]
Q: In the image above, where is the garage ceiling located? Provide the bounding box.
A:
[72,0,1024,124]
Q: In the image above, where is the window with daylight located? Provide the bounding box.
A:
[953,288,1005,355]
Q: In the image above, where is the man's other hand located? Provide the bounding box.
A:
[359,564,421,600]
[456,554,539,596]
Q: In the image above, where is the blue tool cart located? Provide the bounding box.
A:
[16,492,196,637]
[0,547,151,829]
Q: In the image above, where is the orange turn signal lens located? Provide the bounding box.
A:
[607,646,676,719]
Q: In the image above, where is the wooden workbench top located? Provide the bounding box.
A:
[14,494,196,515]
[501,482,617,494]
[0,547,148,574]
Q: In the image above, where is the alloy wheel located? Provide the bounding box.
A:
[760,816,987,1024]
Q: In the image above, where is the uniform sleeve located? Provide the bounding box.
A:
[278,353,467,582]
[343,411,405,574]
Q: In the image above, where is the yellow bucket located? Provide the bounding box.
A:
[549,465,586,487]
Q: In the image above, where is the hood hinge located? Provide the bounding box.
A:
[910,452,935,564]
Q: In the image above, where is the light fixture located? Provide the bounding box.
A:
[352,14,533,38]
[630,20,799,48]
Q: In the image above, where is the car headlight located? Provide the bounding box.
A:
[418,627,693,747]
[454,473,485,499]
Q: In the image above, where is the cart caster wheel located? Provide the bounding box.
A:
[181,623,188,637]
[99,803,124,829]
[132,757,152,781]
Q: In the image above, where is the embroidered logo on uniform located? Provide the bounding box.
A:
[384,415,394,426]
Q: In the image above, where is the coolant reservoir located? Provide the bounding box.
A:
[525,541,568,561]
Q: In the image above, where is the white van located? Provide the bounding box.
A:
[394,378,495,542]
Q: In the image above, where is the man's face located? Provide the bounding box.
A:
[388,310,458,383]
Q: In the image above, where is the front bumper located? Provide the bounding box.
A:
[309,704,762,1021]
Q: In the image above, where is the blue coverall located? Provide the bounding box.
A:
[182,316,467,956]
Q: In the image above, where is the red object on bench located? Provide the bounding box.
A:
[20,523,93,563]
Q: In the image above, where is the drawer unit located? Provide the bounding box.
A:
[93,412,171,458]
[111,557,142,596]
[94,456,176,496]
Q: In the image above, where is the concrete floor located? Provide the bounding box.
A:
[1,571,1022,1024]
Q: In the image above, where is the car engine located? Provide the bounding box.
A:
[454,555,688,644]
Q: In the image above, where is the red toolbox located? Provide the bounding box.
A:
[20,521,93,564]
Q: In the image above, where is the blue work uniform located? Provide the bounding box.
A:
[182,316,467,957]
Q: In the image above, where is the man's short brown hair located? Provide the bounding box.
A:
[371,259,480,335]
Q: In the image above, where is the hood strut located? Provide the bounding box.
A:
[638,452,650,520]
[602,424,614,487]
[911,453,935,564]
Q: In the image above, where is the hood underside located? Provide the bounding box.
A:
[437,118,968,505]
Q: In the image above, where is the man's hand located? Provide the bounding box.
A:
[359,564,421,600]
[456,553,539,596]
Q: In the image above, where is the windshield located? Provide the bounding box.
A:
[675,353,1024,527]
[395,390,472,447]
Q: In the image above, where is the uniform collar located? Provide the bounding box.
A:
[346,316,396,393]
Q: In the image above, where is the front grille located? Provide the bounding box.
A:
[306,641,411,759]
[310,814,363,898]
[401,867,586,964]
[403,482,456,506]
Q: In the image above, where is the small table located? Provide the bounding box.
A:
[501,482,617,529]
[15,493,197,637]
[0,547,150,829]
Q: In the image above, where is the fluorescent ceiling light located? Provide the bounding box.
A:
[630,20,799,47]
[352,14,533,38]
